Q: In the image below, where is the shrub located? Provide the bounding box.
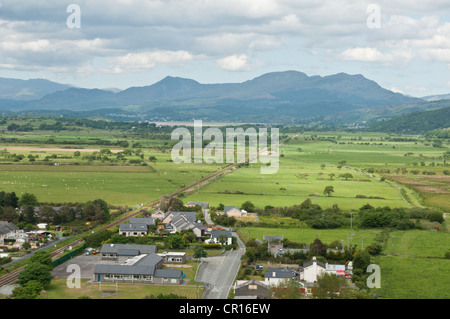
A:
[426,211,444,223]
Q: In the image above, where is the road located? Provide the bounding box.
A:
[196,232,246,299]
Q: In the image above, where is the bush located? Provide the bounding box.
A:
[426,211,444,223]
[366,244,382,256]
[390,219,415,230]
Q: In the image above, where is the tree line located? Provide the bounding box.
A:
[0,191,111,228]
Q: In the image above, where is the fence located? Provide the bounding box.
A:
[51,244,86,267]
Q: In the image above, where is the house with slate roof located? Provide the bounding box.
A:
[161,211,196,224]
[119,217,156,237]
[170,213,206,237]
[129,217,155,226]
[264,268,300,286]
[298,257,326,283]
[119,223,148,237]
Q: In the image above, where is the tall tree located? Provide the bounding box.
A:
[323,186,334,197]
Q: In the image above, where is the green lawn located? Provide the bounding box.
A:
[43,278,203,299]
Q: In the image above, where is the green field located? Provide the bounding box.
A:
[184,131,441,211]
[376,230,450,299]
[0,151,223,207]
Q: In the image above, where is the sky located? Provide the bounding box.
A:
[0,0,450,97]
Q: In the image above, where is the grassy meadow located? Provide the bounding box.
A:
[375,230,450,299]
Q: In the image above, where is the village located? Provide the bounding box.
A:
[1,200,355,299]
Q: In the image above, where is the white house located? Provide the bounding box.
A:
[206,230,233,245]
[299,257,326,283]
[264,268,299,286]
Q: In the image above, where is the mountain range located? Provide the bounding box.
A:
[1,70,448,124]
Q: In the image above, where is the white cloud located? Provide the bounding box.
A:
[218,54,251,71]
[109,50,195,73]
[339,47,390,62]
